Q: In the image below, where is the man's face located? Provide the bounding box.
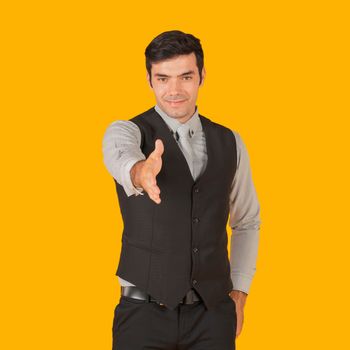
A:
[146,52,205,124]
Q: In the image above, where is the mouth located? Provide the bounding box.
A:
[166,100,186,106]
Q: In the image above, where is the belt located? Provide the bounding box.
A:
[121,286,201,306]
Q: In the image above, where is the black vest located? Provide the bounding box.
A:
[114,106,237,310]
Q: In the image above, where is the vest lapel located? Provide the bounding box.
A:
[196,115,212,184]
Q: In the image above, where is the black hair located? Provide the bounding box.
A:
[145,30,204,87]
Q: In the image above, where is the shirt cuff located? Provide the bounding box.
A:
[230,273,253,294]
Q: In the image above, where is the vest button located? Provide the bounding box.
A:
[192,279,197,285]
[193,247,198,253]
[193,217,199,223]
[194,188,199,193]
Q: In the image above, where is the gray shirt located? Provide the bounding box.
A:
[102,104,261,294]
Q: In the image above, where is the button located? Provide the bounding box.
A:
[193,217,199,223]
[192,279,197,285]
[194,188,199,193]
[193,247,198,253]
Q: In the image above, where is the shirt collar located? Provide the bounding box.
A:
[154,104,202,138]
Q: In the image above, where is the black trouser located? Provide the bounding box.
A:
[112,294,237,350]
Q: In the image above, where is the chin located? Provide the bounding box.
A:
[169,110,186,118]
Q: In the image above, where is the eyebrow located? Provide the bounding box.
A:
[154,70,195,78]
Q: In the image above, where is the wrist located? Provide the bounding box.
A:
[229,290,248,306]
[130,160,145,188]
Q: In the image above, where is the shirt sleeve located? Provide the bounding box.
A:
[229,130,261,294]
[102,120,146,197]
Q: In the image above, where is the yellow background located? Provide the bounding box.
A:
[1,1,349,349]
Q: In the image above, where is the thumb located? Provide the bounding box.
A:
[152,139,164,158]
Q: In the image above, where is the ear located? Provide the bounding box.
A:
[199,66,206,86]
[146,72,153,89]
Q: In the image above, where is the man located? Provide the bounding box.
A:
[102,30,261,350]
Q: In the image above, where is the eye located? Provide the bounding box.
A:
[183,76,192,80]
[158,78,167,82]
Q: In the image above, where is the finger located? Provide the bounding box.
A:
[235,312,243,338]
[150,185,161,195]
[149,193,161,204]
[145,173,158,188]
[153,197,161,204]
[150,139,164,159]
[144,174,156,187]
[146,181,159,194]
[154,139,164,155]
[144,180,160,196]
[149,189,161,200]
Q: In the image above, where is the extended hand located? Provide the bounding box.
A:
[130,139,164,204]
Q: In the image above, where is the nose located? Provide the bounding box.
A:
[167,78,182,96]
